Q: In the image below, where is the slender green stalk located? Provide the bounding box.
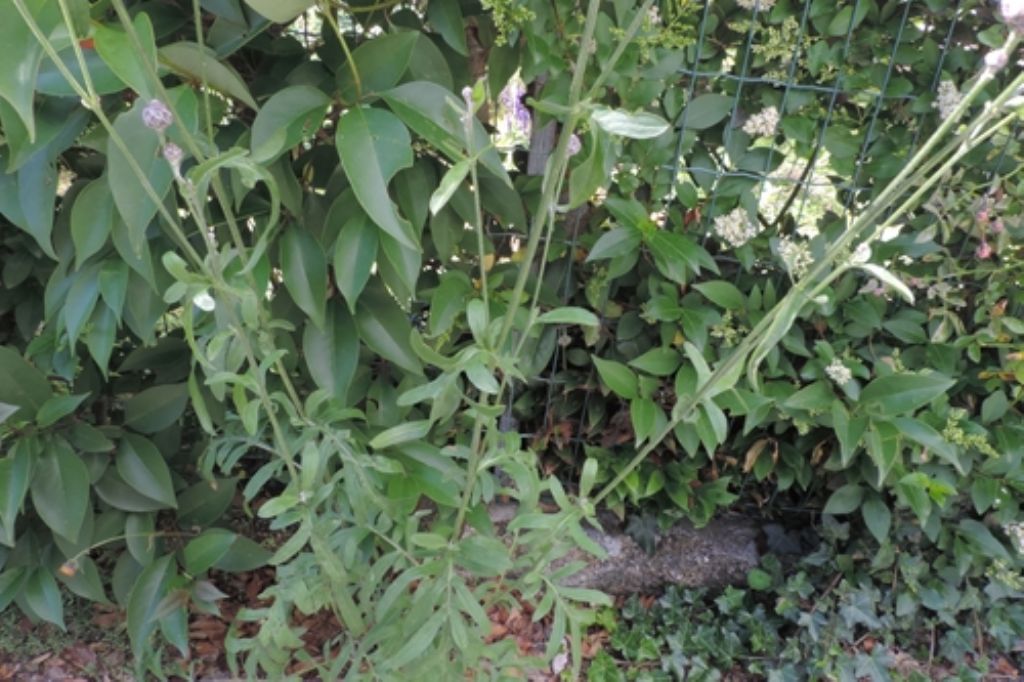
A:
[322,3,362,100]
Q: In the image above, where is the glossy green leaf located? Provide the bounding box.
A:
[427,2,468,55]
[63,265,101,347]
[184,528,234,575]
[30,444,90,542]
[0,444,32,546]
[177,478,237,527]
[337,106,418,250]
[338,32,418,101]
[679,94,733,129]
[71,179,116,268]
[94,468,168,512]
[0,346,53,421]
[860,372,954,415]
[25,568,64,630]
[382,81,509,183]
[587,226,641,262]
[116,434,177,508]
[250,85,331,163]
[94,13,158,99]
[15,154,58,259]
[0,0,62,140]
[864,420,902,486]
[159,42,257,109]
[124,383,189,434]
[243,0,315,24]
[303,302,359,403]
[126,512,156,566]
[333,210,379,312]
[693,280,745,310]
[279,227,327,329]
[36,393,89,428]
[355,282,423,376]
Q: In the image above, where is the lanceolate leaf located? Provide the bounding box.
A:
[279,227,328,329]
[0,0,63,140]
[336,106,418,250]
[93,12,159,99]
[303,302,359,404]
[126,555,174,661]
[355,282,423,376]
[333,211,378,312]
[860,372,955,415]
[159,42,258,109]
[116,435,177,508]
[124,383,189,434]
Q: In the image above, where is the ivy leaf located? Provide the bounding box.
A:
[336,106,418,250]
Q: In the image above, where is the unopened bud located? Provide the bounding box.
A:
[567,133,581,157]
[142,99,173,132]
[976,239,994,260]
[162,142,184,177]
[1002,0,1024,31]
[984,49,1009,74]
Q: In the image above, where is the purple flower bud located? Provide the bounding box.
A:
[162,142,184,176]
[976,239,993,260]
[567,133,581,157]
[142,99,173,132]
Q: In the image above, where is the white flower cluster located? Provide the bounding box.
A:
[934,80,962,120]
[1005,521,1024,554]
[795,223,819,239]
[825,358,852,386]
[736,0,777,10]
[713,208,761,248]
[742,105,780,137]
[778,237,813,278]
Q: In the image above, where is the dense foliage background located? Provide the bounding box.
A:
[0,0,1022,678]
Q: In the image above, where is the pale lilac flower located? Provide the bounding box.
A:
[934,81,962,120]
[567,133,581,156]
[825,358,852,386]
[992,218,1005,234]
[497,78,531,140]
[984,49,1009,75]
[742,106,779,137]
[142,99,173,132]
[851,242,872,265]
[162,142,184,178]
[1001,0,1024,31]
